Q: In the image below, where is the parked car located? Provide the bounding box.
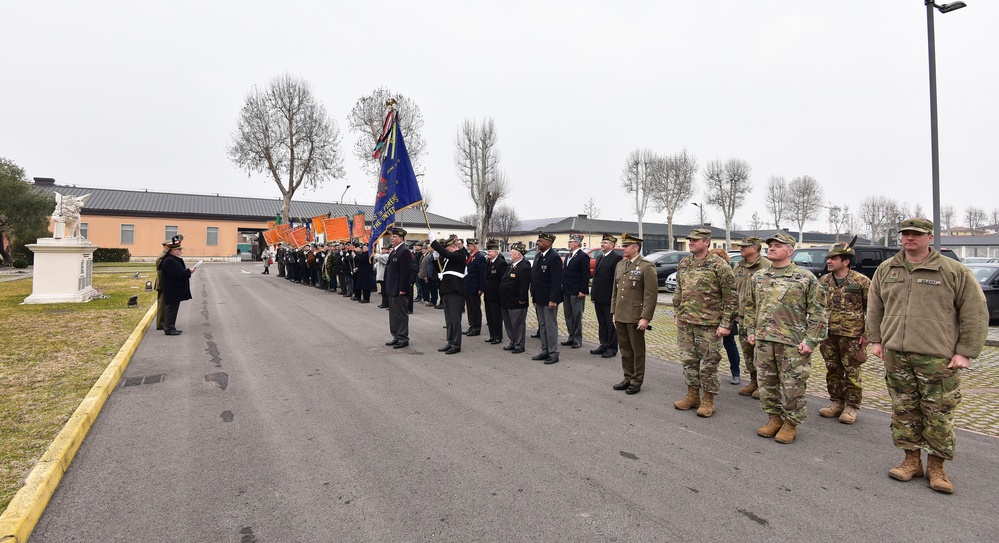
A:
[850,245,958,279]
[962,256,993,264]
[665,271,678,293]
[585,247,624,275]
[789,247,831,277]
[964,263,999,323]
[643,250,691,289]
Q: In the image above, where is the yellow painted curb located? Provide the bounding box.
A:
[0,302,158,543]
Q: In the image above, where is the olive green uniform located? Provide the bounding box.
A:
[611,256,658,387]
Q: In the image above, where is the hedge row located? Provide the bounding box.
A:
[92,248,131,263]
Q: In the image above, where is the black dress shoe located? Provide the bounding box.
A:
[386,339,399,346]
[530,332,541,338]
[560,340,574,346]
[393,341,409,349]
[590,347,607,355]
[511,348,525,354]
[359,300,370,304]
[466,331,480,337]
[489,338,502,344]
[377,304,389,309]
[625,385,641,395]
[613,380,630,391]
[503,344,515,351]
[156,326,164,331]
[165,330,182,336]
[544,354,560,365]
[531,351,550,361]
[601,350,617,358]
[445,347,461,355]
[485,337,496,343]
[438,345,452,352]
[571,342,582,349]
[435,304,444,309]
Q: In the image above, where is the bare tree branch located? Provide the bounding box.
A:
[703,158,752,248]
[786,175,824,245]
[347,87,426,178]
[621,149,663,240]
[764,175,788,230]
[454,118,510,241]
[651,148,697,250]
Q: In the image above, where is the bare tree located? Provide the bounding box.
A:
[651,148,698,250]
[913,203,925,218]
[459,213,478,228]
[965,206,987,232]
[828,204,854,240]
[749,211,764,231]
[703,158,752,248]
[764,175,788,230]
[620,149,663,240]
[942,205,955,232]
[347,87,426,178]
[583,197,601,220]
[228,74,345,224]
[785,175,824,245]
[455,118,511,241]
[991,208,999,230]
[490,205,521,247]
[859,195,892,245]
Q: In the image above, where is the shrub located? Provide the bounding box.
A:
[12,259,29,268]
[92,248,131,263]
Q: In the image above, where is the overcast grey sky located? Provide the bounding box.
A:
[4,1,996,231]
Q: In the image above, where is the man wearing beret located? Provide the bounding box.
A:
[384,227,413,349]
[745,232,827,444]
[560,233,591,349]
[611,233,658,394]
[482,239,508,344]
[531,232,564,364]
[817,240,870,425]
[500,242,532,353]
[672,228,737,417]
[429,234,468,355]
[867,218,988,493]
[590,234,623,358]
[731,236,771,398]
[464,238,488,336]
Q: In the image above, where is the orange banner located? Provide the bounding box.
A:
[290,227,309,248]
[267,221,276,230]
[262,230,279,246]
[323,217,350,241]
[312,215,326,235]
[352,213,366,238]
[360,227,371,244]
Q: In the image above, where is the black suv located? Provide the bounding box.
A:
[788,245,960,279]
[643,250,691,288]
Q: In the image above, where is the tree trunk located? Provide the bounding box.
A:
[666,213,675,250]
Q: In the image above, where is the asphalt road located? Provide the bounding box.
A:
[31,263,999,542]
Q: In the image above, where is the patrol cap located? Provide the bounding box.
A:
[898,217,933,234]
[568,233,583,244]
[825,241,855,259]
[166,234,184,249]
[765,232,797,249]
[732,236,762,247]
[391,227,407,238]
[538,232,556,243]
[466,238,479,246]
[601,233,618,244]
[510,242,527,254]
[685,228,712,240]
[486,239,500,250]
[621,232,643,246]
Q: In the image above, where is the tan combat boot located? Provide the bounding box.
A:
[696,393,715,418]
[839,405,858,424]
[774,420,797,444]
[751,388,760,399]
[818,400,845,418]
[673,386,701,411]
[757,414,783,438]
[738,372,758,397]
[888,449,924,482]
[926,455,954,494]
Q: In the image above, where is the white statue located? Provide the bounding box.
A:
[52,192,91,239]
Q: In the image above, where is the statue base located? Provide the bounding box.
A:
[23,238,99,304]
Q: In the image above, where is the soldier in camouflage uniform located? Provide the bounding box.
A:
[731,236,771,398]
[745,232,827,444]
[817,241,870,424]
[867,218,988,494]
[672,228,737,417]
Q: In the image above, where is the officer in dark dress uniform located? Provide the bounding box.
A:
[385,227,413,349]
[590,234,623,358]
[500,242,532,353]
[482,239,508,344]
[463,238,487,336]
[531,232,564,364]
[429,234,468,355]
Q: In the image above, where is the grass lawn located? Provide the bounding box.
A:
[0,266,156,512]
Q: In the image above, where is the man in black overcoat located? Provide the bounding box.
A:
[482,239,508,344]
[385,228,413,348]
[531,232,564,364]
[158,235,195,336]
[429,234,468,355]
[500,242,532,353]
[589,234,623,358]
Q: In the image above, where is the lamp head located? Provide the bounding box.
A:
[937,2,967,13]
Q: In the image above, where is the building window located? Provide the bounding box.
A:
[165,225,178,241]
[80,223,88,240]
[120,224,135,244]
[207,226,219,246]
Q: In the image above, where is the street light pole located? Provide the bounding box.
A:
[692,202,705,227]
[925,1,967,251]
[339,184,351,204]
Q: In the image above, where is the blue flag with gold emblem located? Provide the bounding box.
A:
[369,109,423,251]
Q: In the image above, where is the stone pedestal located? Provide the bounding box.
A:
[23,238,99,304]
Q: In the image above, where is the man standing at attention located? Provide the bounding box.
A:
[482,240,508,345]
[672,228,737,417]
[867,218,987,494]
[610,233,658,394]
[817,240,870,425]
[560,233,591,349]
[731,237,771,398]
[590,234,623,359]
[745,232,827,444]
[159,235,196,336]
[463,238,487,337]
[500,242,532,354]
[531,232,564,365]
[384,228,412,349]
